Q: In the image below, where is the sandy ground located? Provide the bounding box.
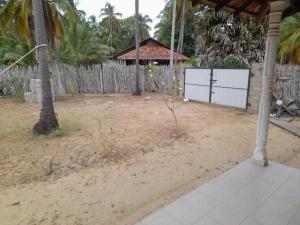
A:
[0,94,299,225]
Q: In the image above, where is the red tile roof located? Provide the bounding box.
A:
[115,38,189,61]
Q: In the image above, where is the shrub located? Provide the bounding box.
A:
[50,128,63,138]
[2,77,25,100]
[208,56,249,69]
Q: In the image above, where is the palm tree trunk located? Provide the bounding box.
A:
[170,0,176,70]
[32,0,59,135]
[133,0,141,95]
[177,0,187,54]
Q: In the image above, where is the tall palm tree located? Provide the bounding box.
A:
[0,35,35,66]
[32,0,59,134]
[0,0,79,54]
[170,0,176,69]
[133,0,141,95]
[279,12,300,64]
[177,0,188,54]
[99,2,122,47]
[121,14,152,46]
[59,20,112,65]
[139,14,152,40]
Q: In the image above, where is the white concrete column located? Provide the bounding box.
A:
[252,0,290,167]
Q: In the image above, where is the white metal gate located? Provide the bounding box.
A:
[184,68,250,109]
[184,69,211,103]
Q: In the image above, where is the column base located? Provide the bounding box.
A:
[252,158,268,167]
[252,147,268,167]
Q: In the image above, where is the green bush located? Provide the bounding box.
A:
[185,56,199,68]
[208,57,249,69]
[2,77,25,100]
[51,128,63,137]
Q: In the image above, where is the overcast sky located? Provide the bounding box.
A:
[77,0,166,36]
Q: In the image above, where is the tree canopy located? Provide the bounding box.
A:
[0,1,299,66]
[280,12,300,64]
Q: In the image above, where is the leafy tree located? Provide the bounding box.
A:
[155,0,198,57]
[0,0,80,53]
[59,19,112,65]
[194,7,266,66]
[279,12,300,64]
[0,35,35,66]
[118,14,152,50]
[99,2,122,48]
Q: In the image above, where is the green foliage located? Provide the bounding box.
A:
[0,1,152,66]
[185,56,198,67]
[96,2,152,54]
[0,35,35,66]
[98,121,125,166]
[0,0,81,49]
[207,56,249,69]
[50,128,63,138]
[280,12,300,64]
[2,77,25,99]
[154,0,197,57]
[59,20,113,65]
[144,64,159,76]
[117,14,152,51]
[195,7,266,66]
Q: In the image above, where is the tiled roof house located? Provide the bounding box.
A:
[114,37,189,65]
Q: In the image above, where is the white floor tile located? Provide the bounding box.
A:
[134,161,300,225]
[241,206,291,225]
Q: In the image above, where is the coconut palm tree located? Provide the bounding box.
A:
[32,0,59,134]
[99,2,122,48]
[0,35,35,66]
[170,0,176,69]
[133,0,141,95]
[120,14,152,47]
[279,12,300,64]
[177,0,188,54]
[59,20,112,65]
[0,0,79,53]
[138,14,152,40]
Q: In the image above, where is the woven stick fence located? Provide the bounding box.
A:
[274,65,300,102]
[0,63,189,96]
[0,63,299,103]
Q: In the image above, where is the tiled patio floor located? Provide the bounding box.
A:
[136,161,300,225]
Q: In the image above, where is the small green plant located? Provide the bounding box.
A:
[66,81,78,96]
[98,121,126,166]
[2,77,25,99]
[50,128,63,137]
[185,56,199,68]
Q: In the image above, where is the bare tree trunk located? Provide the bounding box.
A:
[32,0,59,135]
[133,0,141,95]
[170,0,176,70]
[177,0,187,54]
